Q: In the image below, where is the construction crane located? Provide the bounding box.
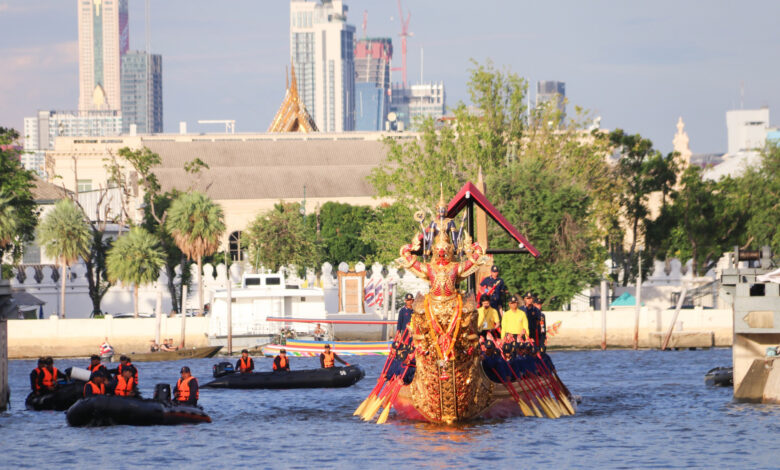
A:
[391,0,412,88]
[362,10,368,38]
[197,120,235,134]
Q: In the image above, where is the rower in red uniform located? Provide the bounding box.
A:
[320,344,348,369]
[273,349,290,372]
[174,366,199,406]
[235,349,255,373]
[84,371,107,397]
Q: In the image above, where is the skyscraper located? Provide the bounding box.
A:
[389,82,446,130]
[121,51,163,134]
[289,0,355,132]
[78,0,129,112]
[354,38,392,131]
[536,80,566,123]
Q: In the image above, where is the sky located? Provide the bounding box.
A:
[1,0,779,154]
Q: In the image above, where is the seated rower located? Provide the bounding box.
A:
[236,349,255,374]
[29,358,46,395]
[84,371,107,397]
[88,355,107,374]
[272,349,290,372]
[174,366,199,406]
[113,366,139,398]
[320,344,349,369]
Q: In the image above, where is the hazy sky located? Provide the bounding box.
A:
[1,0,779,153]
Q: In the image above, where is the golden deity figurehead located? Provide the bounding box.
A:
[432,230,454,264]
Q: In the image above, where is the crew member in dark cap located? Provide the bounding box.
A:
[29,357,46,395]
[501,295,529,341]
[83,370,107,397]
[110,355,139,385]
[532,295,548,352]
[320,344,349,368]
[479,265,508,313]
[114,366,139,397]
[273,349,290,371]
[520,291,542,351]
[174,366,199,406]
[477,294,500,339]
[88,355,107,374]
[236,349,255,374]
[397,293,415,334]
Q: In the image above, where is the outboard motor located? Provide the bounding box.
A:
[153,383,171,403]
[213,362,235,378]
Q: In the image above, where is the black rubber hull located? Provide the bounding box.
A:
[203,365,365,389]
[705,367,733,387]
[66,396,211,427]
[26,382,85,411]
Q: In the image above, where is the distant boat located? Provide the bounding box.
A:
[261,339,391,357]
[112,346,223,362]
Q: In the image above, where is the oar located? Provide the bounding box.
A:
[376,361,413,424]
[496,350,546,418]
[502,353,557,419]
[490,367,534,417]
[534,353,575,415]
[354,330,406,416]
[525,369,565,417]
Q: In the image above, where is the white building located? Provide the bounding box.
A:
[726,108,770,154]
[389,82,446,129]
[78,0,128,112]
[289,0,356,132]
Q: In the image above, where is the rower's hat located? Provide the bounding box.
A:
[123,365,137,376]
[404,293,414,301]
[509,295,519,303]
[479,294,490,303]
[491,265,499,273]
[523,291,534,298]
[180,366,190,373]
[241,349,249,354]
[90,370,107,380]
[120,355,129,362]
[485,340,495,349]
[280,349,287,354]
[90,354,100,361]
[324,344,331,349]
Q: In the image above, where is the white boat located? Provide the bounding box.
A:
[207,273,328,349]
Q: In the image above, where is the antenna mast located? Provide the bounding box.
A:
[390,0,412,88]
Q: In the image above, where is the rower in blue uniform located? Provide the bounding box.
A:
[520,291,542,352]
[479,265,508,313]
[397,293,414,334]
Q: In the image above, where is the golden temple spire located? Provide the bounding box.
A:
[268,61,318,133]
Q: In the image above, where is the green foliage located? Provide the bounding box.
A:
[37,199,91,267]
[0,127,38,262]
[107,226,166,287]
[488,158,602,309]
[318,202,374,264]
[742,143,780,255]
[359,203,417,265]
[165,191,225,262]
[245,202,323,272]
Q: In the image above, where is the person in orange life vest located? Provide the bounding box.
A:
[273,349,290,371]
[40,356,66,392]
[88,355,107,374]
[113,366,139,398]
[174,366,199,406]
[29,357,46,394]
[320,344,348,369]
[110,355,139,385]
[235,349,255,373]
[84,370,107,397]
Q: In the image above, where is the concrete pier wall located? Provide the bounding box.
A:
[8,316,209,358]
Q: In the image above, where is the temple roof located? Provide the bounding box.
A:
[267,64,318,133]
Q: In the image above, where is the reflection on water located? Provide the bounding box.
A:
[2,349,780,468]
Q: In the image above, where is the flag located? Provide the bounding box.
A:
[364,277,376,303]
[369,279,384,307]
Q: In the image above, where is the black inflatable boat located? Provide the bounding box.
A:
[203,364,365,389]
[704,366,733,387]
[66,395,211,427]
[26,381,85,411]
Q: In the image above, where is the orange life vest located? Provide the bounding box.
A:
[88,363,106,373]
[118,363,139,384]
[176,376,198,402]
[84,381,105,397]
[32,367,43,392]
[322,351,335,368]
[239,356,252,372]
[115,375,135,397]
[41,367,59,388]
[273,355,288,371]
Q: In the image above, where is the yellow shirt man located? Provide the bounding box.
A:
[501,307,529,338]
[477,306,500,331]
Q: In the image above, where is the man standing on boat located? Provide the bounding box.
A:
[479,266,508,313]
[521,292,542,352]
[236,349,255,374]
[320,344,349,369]
[273,349,290,371]
[532,295,548,353]
[397,293,415,334]
[174,367,199,406]
[501,295,529,342]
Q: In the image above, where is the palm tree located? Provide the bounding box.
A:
[107,227,166,318]
[37,199,91,318]
[165,191,225,315]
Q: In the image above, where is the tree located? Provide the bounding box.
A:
[165,191,225,315]
[0,127,38,263]
[106,227,166,318]
[359,203,416,265]
[318,202,374,264]
[37,199,91,318]
[245,202,322,272]
[741,142,780,255]
[609,129,678,285]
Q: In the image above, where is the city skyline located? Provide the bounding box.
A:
[2,0,780,153]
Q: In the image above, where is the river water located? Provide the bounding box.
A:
[1,348,777,469]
